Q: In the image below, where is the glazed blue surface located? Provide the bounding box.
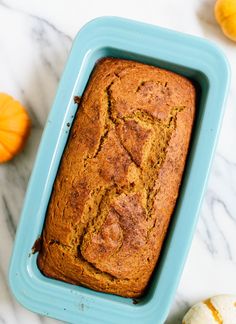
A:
[9,17,230,324]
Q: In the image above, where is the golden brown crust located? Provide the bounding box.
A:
[37,58,195,298]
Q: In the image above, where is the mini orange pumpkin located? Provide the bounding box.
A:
[215,0,236,41]
[0,93,31,163]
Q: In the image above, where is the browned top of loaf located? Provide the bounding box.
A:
[37,58,195,298]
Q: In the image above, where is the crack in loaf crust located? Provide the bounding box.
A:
[37,58,196,298]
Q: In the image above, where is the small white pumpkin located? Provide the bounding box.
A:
[183,295,236,324]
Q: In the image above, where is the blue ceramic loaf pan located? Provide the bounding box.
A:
[9,17,230,324]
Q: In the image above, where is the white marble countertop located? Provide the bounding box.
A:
[0,0,236,323]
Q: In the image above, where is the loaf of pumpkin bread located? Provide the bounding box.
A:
[37,58,195,298]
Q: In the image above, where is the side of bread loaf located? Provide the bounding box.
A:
[37,58,195,298]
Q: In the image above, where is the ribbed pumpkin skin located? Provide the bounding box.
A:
[215,0,236,41]
[0,93,31,163]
